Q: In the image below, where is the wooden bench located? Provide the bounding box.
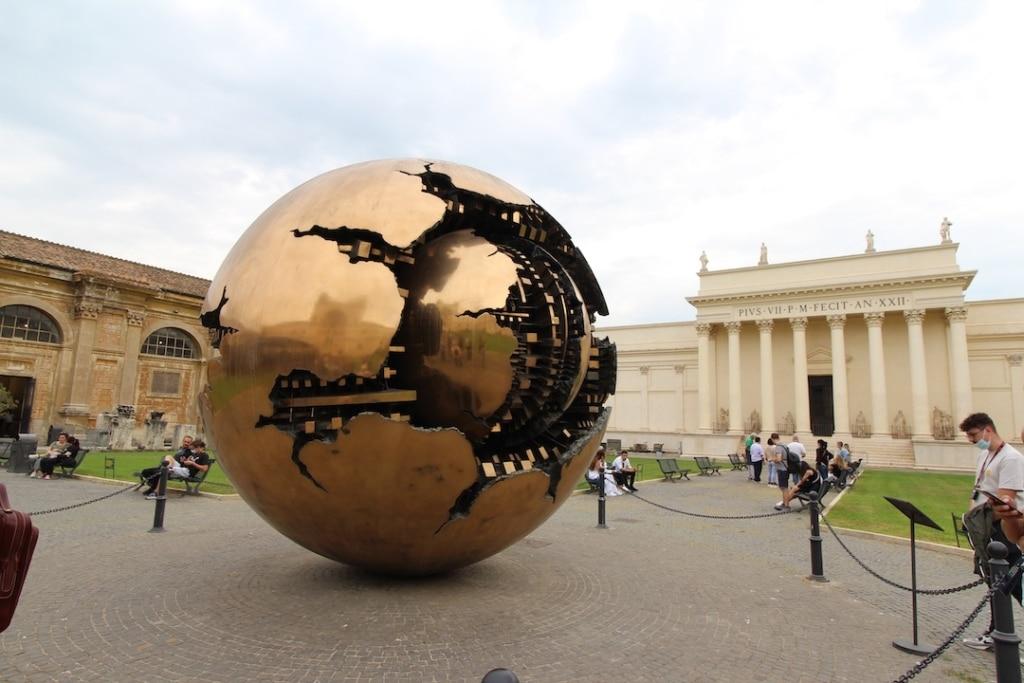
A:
[58,448,90,477]
[693,456,721,476]
[134,458,217,496]
[796,478,833,510]
[656,457,691,482]
[727,453,746,471]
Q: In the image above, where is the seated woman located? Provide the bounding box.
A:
[774,461,820,510]
[38,434,79,480]
[31,432,70,479]
[585,449,623,496]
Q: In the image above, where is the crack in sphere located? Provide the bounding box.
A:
[200,159,617,575]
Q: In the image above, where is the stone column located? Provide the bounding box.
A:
[118,310,145,405]
[61,300,102,420]
[725,321,743,433]
[757,319,775,433]
[790,317,810,436]
[639,366,650,430]
[675,364,686,431]
[696,323,713,433]
[945,307,972,425]
[1009,354,1024,437]
[865,312,889,438]
[827,314,850,435]
[904,309,931,439]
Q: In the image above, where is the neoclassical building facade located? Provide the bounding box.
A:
[0,230,211,446]
[602,238,1024,470]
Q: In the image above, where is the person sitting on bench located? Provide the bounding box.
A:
[774,461,820,510]
[31,432,70,479]
[38,435,80,479]
[585,449,622,497]
[610,450,638,492]
[141,436,209,496]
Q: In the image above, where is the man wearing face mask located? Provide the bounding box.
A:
[959,412,1024,651]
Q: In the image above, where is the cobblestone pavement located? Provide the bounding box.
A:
[0,470,1011,682]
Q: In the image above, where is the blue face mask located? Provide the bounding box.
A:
[975,439,991,451]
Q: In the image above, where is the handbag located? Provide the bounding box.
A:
[0,483,38,632]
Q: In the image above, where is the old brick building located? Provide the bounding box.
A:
[0,230,211,446]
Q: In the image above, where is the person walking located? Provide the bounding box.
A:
[744,432,755,480]
[749,436,764,482]
[787,435,807,486]
[957,413,1024,651]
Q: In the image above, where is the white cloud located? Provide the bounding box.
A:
[1,1,1021,324]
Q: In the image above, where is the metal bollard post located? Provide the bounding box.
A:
[149,463,168,533]
[807,492,828,582]
[481,668,520,683]
[596,466,608,529]
[987,541,1021,683]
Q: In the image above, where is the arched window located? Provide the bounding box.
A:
[141,327,197,359]
[0,305,62,344]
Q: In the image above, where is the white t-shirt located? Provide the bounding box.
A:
[610,455,631,471]
[787,441,807,461]
[749,442,764,462]
[971,442,1024,510]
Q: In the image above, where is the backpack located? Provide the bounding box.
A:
[784,444,800,472]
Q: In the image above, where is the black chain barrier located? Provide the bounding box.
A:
[890,586,991,682]
[27,481,139,516]
[888,555,1024,682]
[820,515,985,595]
[629,491,794,520]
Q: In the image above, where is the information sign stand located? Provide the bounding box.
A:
[886,496,943,656]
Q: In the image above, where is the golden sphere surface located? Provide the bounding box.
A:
[200,159,616,575]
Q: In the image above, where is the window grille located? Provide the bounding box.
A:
[0,305,62,344]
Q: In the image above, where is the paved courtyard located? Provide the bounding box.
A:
[0,469,1011,682]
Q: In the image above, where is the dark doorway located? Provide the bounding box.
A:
[808,375,834,436]
[0,375,35,435]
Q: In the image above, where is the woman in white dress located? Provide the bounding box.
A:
[586,449,623,496]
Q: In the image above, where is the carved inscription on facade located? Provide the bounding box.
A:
[736,295,910,320]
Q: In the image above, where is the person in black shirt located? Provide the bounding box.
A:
[141,435,196,495]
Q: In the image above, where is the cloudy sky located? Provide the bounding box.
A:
[2,1,1021,326]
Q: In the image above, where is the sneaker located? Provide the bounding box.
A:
[145,493,158,500]
[962,634,993,651]
[774,503,785,511]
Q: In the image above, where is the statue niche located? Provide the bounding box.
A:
[891,410,909,440]
[852,411,871,438]
[744,409,762,434]
[932,407,955,440]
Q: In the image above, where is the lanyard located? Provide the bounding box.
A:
[975,442,1006,488]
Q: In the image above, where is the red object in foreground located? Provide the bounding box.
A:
[0,483,38,632]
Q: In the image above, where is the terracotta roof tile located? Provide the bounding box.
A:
[0,229,210,298]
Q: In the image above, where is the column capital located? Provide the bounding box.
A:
[826,314,846,329]
[74,301,102,320]
[945,306,968,323]
[903,309,926,325]
[1009,354,1024,367]
[864,311,885,328]
[126,310,145,327]
[789,316,808,331]
[696,322,714,338]
[724,321,743,334]
[756,318,774,332]
[638,365,650,375]
[674,364,685,374]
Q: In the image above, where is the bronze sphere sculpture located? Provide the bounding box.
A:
[200,159,616,575]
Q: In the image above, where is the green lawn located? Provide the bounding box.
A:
[826,469,973,546]
[74,450,236,494]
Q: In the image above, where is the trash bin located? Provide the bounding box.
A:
[6,434,39,473]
